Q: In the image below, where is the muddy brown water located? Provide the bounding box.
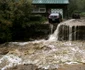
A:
[1,19,85,70]
[6,64,85,70]
[0,41,85,70]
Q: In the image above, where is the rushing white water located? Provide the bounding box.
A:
[74,26,77,40]
[0,54,22,70]
[49,19,85,41]
[49,19,74,41]
[49,24,54,34]
[1,41,85,70]
[69,26,72,41]
[1,19,85,70]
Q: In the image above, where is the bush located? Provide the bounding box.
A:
[29,15,47,23]
[80,12,85,17]
[0,20,12,43]
[0,0,49,43]
[30,15,42,21]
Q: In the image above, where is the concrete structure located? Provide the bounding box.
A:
[32,0,69,18]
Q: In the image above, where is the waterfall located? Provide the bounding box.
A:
[49,24,54,34]
[49,19,85,41]
[74,26,77,40]
[49,19,74,41]
[48,23,61,41]
[69,26,72,41]
[1,19,85,70]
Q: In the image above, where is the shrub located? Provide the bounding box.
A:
[29,15,47,24]
[0,20,12,43]
[30,15,42,21]
[80,12,85,17]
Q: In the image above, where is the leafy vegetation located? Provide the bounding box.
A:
[68,0,85,17]
[0,0,85,43]
[0,0,32,43]
[0,0,48,43]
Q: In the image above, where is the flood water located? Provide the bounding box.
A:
[0,40,85,70]
[49,19,85,41]
[0,19,85,70]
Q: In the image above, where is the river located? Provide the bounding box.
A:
[0,19,85,70]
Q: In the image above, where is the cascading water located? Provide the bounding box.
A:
[49,24,54,34]
[69,26,72,41]
[49,19,85,41]
[1,19,85,70]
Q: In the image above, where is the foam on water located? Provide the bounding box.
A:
[1,41,85,70]
[1,19,85,69]
[0,54,22,70]
[49,19,85,41]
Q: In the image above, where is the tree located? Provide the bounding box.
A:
[0,0,32,43]
[68,0,85,17]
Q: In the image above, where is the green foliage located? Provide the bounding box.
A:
[1,0,85,43]
[29,15,47,24]
[68,0,85,17]
[0,0,47,43]
[0,19,12,43]
[30,15,42,21]
[0,0,32,43]
[80,12,85,17]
